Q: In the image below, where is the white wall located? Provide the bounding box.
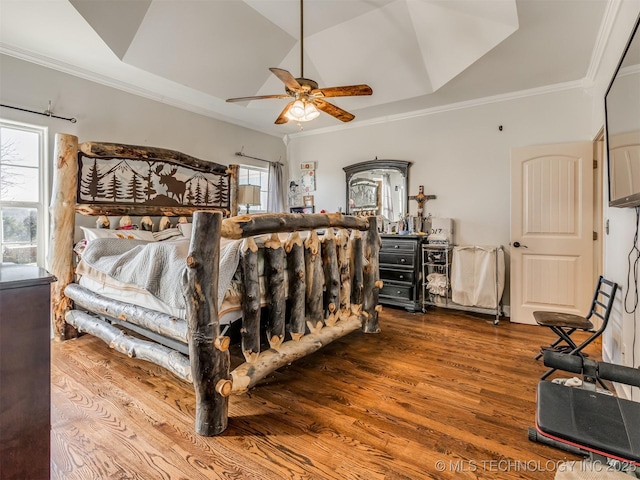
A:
[286,88,594,306]
[588,1,640,400]
[0,54,286,178]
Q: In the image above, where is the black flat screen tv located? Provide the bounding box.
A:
[605,13,640,208]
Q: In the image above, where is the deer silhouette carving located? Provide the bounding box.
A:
[155,165,187,203]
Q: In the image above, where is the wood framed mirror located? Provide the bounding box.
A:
[343,160,410,220]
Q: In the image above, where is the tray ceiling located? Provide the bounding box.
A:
[0,0,609,136]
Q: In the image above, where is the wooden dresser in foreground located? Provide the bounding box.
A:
[0,264,55,480]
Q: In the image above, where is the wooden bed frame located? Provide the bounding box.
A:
[48,133,382,436]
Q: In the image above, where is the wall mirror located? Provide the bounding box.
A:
[343,160,410,220]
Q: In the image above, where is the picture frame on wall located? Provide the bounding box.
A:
[303,195,314,206]
[288,180,302,207]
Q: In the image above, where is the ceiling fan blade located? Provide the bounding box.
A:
[275,102,293,124]
[311,84,372,98]
[312,98,355,122]
[269,67,302,92]
[226,94,291,102]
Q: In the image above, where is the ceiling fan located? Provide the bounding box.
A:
[226,0,372,125]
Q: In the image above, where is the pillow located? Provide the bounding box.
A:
[80,226,155,242]
[177,222,193,239]
[73,239,88,258]
[152,228,183,241]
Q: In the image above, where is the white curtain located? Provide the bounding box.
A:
[267,161,286,212]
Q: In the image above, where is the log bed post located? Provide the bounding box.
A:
[49,133,79,341]
[321,228,340,327]
[286,232,306,341]
[228,164,239,217]
[350,230,364,318]
[362,217,382,333]
[304,230,324,334]
[265,233,286,350]
[182,210,231,436]
[241,237,261,363]
[337,229,352,322]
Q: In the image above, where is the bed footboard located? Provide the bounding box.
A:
[181,210,381,435]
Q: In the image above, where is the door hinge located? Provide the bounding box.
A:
[593,159,598,169]
[593,231,598,241]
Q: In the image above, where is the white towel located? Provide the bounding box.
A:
[426,273,448,296]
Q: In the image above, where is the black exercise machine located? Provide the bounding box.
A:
[529,351,640,474]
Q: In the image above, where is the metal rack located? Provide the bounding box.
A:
[422,244,503,324]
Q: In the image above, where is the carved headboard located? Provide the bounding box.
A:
[73,141,238,217]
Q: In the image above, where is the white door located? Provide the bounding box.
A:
[510,142,594,325]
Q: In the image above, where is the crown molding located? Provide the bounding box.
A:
[0,44,282,139]
[585,0,622,83]
[286,79,587,140]
[0,42,598,143]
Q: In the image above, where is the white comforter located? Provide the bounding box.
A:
[77,237,242,310]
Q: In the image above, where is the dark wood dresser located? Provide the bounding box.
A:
[0,264,55,480]
[379,234,425,312]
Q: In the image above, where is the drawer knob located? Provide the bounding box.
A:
[394,245,400,249]
[400,258,406,263]
[399,275,404,279]
[397,290,401,294]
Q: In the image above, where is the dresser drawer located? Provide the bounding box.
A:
[381,239,417,252]
[380,282,414,300]
[380,251,415,267]
[380,267,414,283]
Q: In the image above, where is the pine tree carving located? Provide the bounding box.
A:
[204,181,211,205]
[214,175,228,207]
[144,163,157,200]
[108,173,123,202]
[126,173,144,203]
[194,180,204,205]
[81,159,106,201]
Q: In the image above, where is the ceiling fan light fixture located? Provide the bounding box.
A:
[226,0,371,125]
[303,102,320,120]
[285,99,319,122]
[288,100,306,118]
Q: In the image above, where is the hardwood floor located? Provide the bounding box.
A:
[51,308,600,480]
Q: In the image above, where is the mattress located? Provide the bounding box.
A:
[77,274,244,325]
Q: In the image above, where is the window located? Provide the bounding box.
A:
[238,164,268,213]
[0,120,47,266]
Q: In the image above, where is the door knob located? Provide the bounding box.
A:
[512,241,528,248]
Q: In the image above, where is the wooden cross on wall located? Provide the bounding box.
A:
[409,185,436,217]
